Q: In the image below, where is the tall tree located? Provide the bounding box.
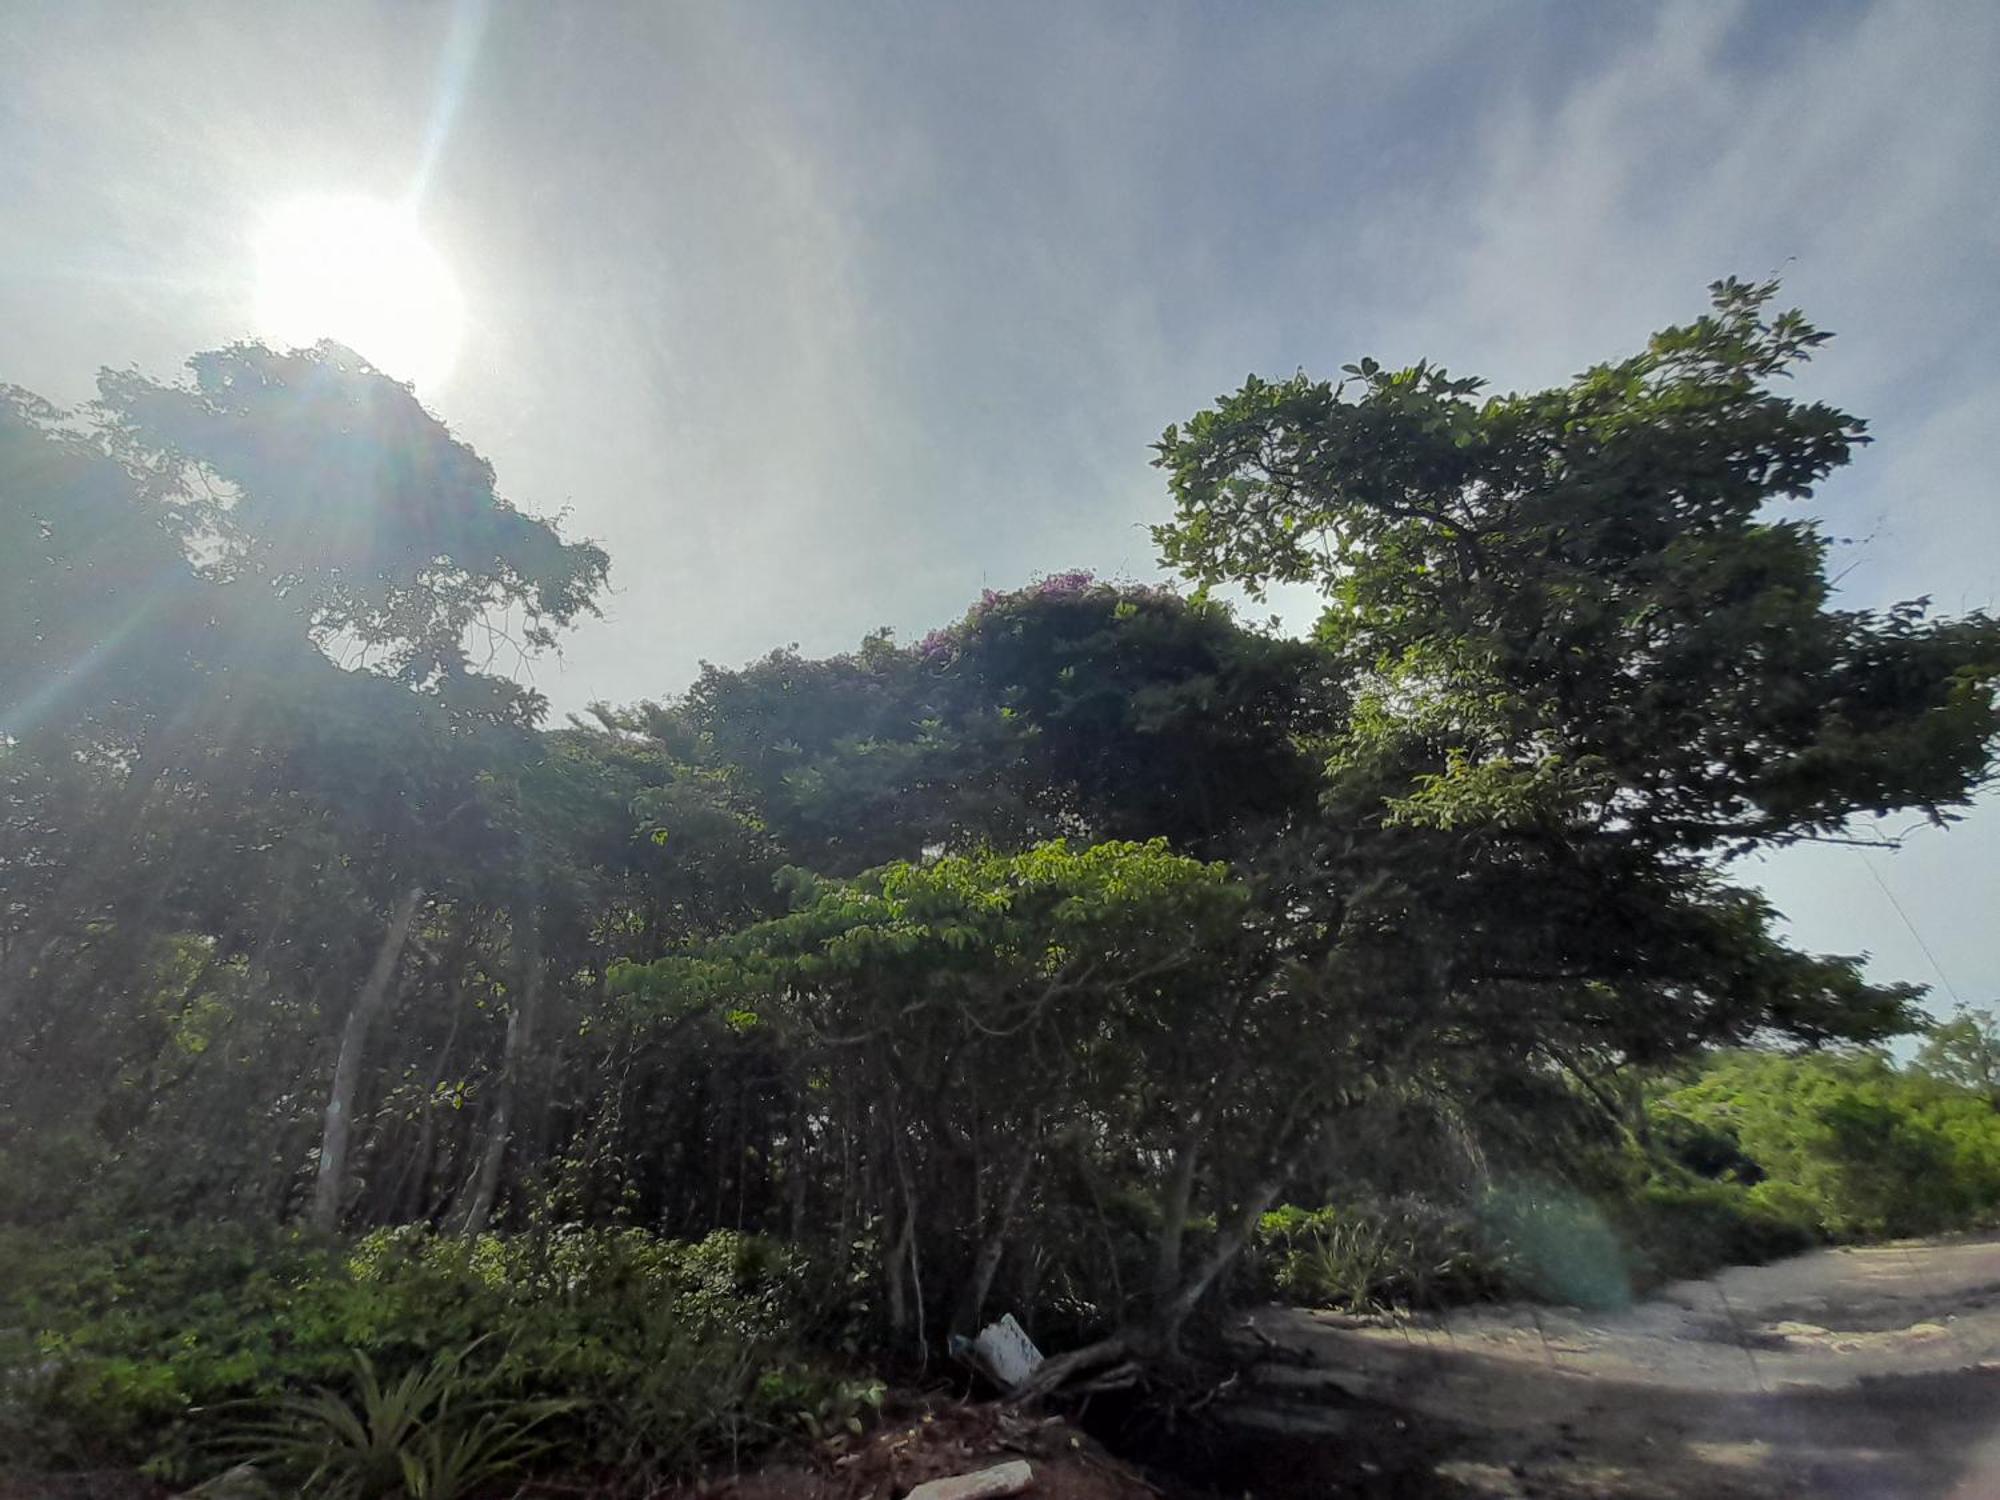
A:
[2,344,609,1228]
[682,574,1334,871]
[1155,279,2000,854]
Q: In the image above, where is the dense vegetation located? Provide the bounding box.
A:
[5,284,1999,1491]
[1253,1026,2000,1313]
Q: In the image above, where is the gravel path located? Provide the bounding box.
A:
[1234,1234,2000,1498]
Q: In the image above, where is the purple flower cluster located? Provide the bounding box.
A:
[1029,569,1098,599]
[917,572,1183,661]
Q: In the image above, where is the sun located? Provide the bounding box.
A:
[253,194,466,391]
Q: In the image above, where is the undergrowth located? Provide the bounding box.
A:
[0,1222,880,1493]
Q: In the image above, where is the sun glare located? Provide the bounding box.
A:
[253,194,465,391]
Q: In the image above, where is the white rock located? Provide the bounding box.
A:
[903,1458,1035,1500]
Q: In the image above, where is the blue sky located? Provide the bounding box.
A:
[3,0,1994,1016]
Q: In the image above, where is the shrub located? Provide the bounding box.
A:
[1255,1196,1516,1311]
[1256,1187,1645,1313]
[1609,1177,1817,1287]
[0,1223,871,1490]
[0,1221,348,1467]
[222,1344,569,1500]
[1651,1049,2000,1240]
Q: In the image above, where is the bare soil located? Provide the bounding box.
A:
[655,1402,1162,1500]
[1224,1232,2000,1498]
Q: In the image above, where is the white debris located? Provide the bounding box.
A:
[971,1312,1044,1390]
[903,1458,1035,1500]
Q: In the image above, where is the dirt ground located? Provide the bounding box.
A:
[1229,1232,2000,1499]
[665,1403,1163,1500]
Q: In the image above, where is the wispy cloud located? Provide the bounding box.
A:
[1,0,1992,1010]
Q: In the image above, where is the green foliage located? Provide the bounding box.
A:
[1256,1198,1516,1311]
[762,1369,886,1448]
[1915,1007,2000,1098]
[1254,1040,2000,1314]
[0,1224,861,1487]
[678,574,1332,875]
[221,1345,566,1500]
[8,285,2000,1469]
[1155,278,2000,855]
[1606,1177,1817,1287]
[96,343,608,697]
[614,838,1308,1345]
[1254,1179,1764,1313]
[0,1223,344,1463]
[1471,1185,1630,1310]
[1651,1049,2000,1239]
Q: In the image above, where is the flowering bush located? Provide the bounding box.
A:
[918,570,1183,661]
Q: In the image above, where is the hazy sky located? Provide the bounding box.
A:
[3,0,1995,1017]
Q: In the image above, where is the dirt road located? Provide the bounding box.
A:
[1231,1234,2000,1498]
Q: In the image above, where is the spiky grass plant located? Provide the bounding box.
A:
[221,1342,569,1499]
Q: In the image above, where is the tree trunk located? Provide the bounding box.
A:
[309,884,424,1232]
[953,1127,1039,1336]
[1152,1133,1200,1302]
[1015,1125,1319,1401]
[458,897,543,1235]
[1150,1161,1294,1342]
[1,742,175,1034]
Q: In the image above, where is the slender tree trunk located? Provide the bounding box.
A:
[1152,1159,1295,1340]
[1152,1132,1201,1302]
[458,897,542,1235]
[310,884,424,1232]
[954,1124,1039,1336]
[783,1083,811,1242]
[1,743,175,1034]
[1015,1122,1320,1401]
[1628,1074,1654,1153]
[390,933,470,1222]
[878,1090,918,1345]
[401,1100,440,1222]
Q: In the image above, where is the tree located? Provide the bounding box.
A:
[1655,1049,2000,1237]
[8,286,1998,1413]
[613,839,1345,1362]
[1,344,609,1230]
[1155,279,2000,855]
[1916,1007,2000,1099]
[1148,280,1996,1105]
[681,574,1334,871]
[96,342,607,715]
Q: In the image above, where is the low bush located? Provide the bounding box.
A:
[1475,1183,1634,1310]
[0,1222,876,1492]
[1254,1178,1790,1315]
[1607,1176,1818,1287]
[1255,1196,1516,1311]
[221,1343,572,1500]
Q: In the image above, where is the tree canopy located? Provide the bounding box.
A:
[1157,279,2000,853]
[4,288,1997,1397]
